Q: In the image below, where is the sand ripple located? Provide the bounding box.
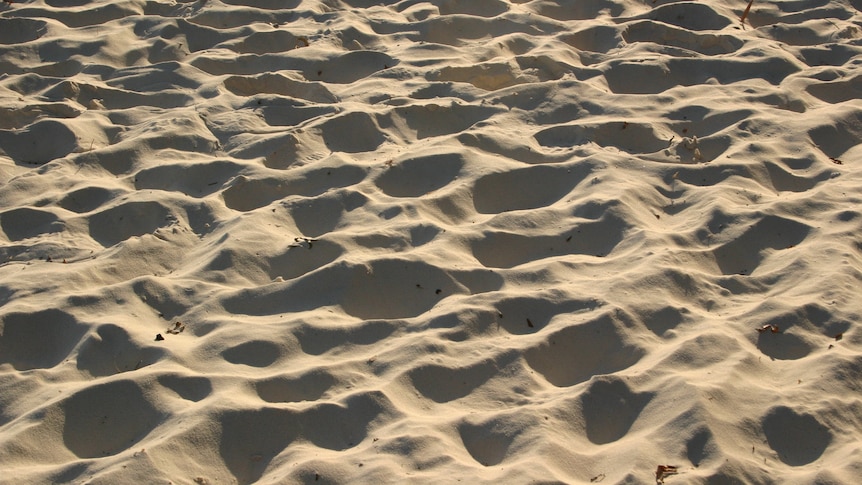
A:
[2,0,862,483]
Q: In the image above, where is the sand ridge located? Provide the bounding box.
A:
[1,0,862,483]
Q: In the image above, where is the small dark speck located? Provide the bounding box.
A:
[317,70,323,76]
[435,289,442,294]
[527,318,534,328]
[155,334,164,341]
[566,235,572,242]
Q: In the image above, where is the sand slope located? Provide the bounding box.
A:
[1,0,862,483]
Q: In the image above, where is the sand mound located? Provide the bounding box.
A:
[2,0,862,483]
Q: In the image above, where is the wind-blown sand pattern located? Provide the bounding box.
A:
[1,0,861,483]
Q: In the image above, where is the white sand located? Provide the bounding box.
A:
[1,0,861,483]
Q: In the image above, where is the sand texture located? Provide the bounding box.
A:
[1,0,862,483]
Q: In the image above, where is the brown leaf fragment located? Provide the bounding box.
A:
[655,465,678,483]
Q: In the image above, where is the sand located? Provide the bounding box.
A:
[1,0,861,483]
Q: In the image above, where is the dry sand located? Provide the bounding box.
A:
[1,0,861,483]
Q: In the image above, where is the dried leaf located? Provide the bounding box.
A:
[167,321,187,335]
[655,465,679,483]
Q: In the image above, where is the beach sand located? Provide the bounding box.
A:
[1,0,861,483]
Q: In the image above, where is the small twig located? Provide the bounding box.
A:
[740,0,754,28]
[289,236,318,249]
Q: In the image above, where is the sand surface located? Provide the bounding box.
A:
[1,0,862,483]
